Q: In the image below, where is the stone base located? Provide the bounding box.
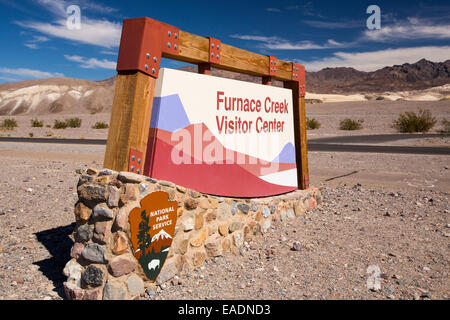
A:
[63,168,322,300]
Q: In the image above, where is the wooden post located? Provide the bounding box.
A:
[284,81,309,189]
[104,71,156,173]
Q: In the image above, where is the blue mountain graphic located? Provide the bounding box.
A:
[150,94,191,132]
[272,142,297,164]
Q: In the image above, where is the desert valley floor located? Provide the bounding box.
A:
[0,100,448,300]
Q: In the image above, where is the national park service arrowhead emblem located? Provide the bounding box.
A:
[129,191,178,281]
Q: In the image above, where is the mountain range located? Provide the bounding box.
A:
[0,59,448,116]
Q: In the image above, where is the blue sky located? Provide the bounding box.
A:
[0,0,449,83]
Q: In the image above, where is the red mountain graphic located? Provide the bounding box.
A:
[149,123,296,177]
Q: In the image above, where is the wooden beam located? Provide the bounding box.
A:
[164,30,293,81]
[103,71,156,173]
[284,81,309,189]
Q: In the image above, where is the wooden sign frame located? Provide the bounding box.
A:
[104,17,309,190]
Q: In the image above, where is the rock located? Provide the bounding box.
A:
[262,220,271,233]
[231,202,238,215]
[229,221,243,233]
[121,184,140,204]
[81,243,108,264]
[159,180,175,188]
[117,171,144,184]
[190,228,207,247]
[156,259,178,285]
[221,238,231,253]
[175,238,189,255]
[146,287,156,298]
[108,256,137,277]
[139,183,150,198]
[74,202,92,222]
[70,242,85,259]
[114,204,134,231]
[421,292,431,299]
[83,288,101,300]
[77,183,108,207]
[286,209,295,219]
[270,204,276,214]
[294,203,306,216]
[77,174,93,187]
[92,203,114,220]
[127,275,144,297]
[280,211,287,221]
[107,186,120,207]
[191,251,206,267]
[189,190,201,198]
[262,206,271,218]
[184,198,198,210]
[218,223,229,236]
[292,241,302,251]
[86,168,99,175]
[103,282,126,300]
[199,198,210,209]
[81,265,104,288]
[93,220,112,245]
[112,232,129,255]
[251,202,258,212]
[176,185,187,193]
[74,223,94,243]
[194,212,204,230]
[98,169,116,176]
[63,259,83,287]
[243,225,253,242]
[204,234,223,257]
[182,217,195,232]
[237,203,250,214]
[233,231,244,247]
[205,210,217,222]
[64,282,84,300]
[217,203,231,221]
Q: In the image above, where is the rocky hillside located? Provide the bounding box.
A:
[307,59,450,94]
[0,59,448,115]
[0,77,114,116]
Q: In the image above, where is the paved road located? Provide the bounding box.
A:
[1,136,449,155]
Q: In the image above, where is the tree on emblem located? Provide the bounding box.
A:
[136,209,151,258]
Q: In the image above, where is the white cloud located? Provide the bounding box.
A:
[265,8,281,12]
[229,34,345,50]
[17,18,122,48]
[24,35,50,50]
[364,17,450,42]
[0,67,64,79]
[64,55,116,69]
[34,0,117,16]
[303,19,362,29]
[297,46,450,72]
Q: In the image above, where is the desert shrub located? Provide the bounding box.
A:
[28,132,34,138]
[65,117,82,128]
[306,118,321,130]
[439,119,450,134]
[31,118,44,128]
[53,120,68,129]
[92,122,109,129]
[392,109,437,133]
[339,118,363,130]
[1,118,18,130]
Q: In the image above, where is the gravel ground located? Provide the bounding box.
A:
[0,142,448,300]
